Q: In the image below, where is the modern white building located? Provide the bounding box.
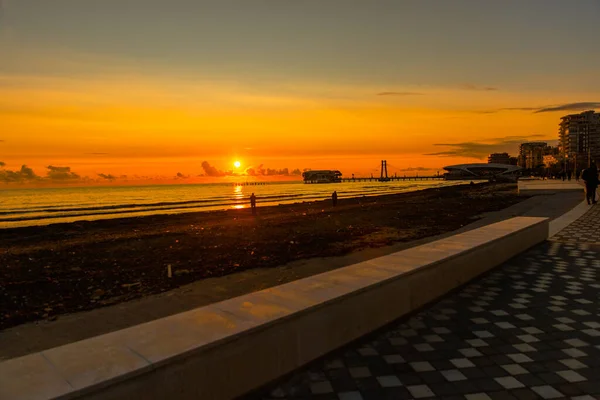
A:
[443,163,522,181]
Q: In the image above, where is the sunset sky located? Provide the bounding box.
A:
[1,0,599,185]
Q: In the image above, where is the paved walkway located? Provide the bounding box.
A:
[258,206,600,400]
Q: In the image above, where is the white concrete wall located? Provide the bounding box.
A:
[0,217,549,400]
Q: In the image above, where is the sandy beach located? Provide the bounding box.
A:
[0,183,524,331]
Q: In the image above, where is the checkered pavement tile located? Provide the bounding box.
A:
[255,211,600,400]
[551,205,600,244]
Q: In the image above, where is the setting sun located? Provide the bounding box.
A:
[234,161,241,168]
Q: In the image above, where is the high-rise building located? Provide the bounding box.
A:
[487,152,511,164]
[559,110,600,170]
[519,142,547,169]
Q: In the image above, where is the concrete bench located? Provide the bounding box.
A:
[0,217,549,400]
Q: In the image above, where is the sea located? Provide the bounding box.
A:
[0,180,464,229]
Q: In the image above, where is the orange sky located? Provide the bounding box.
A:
[0,71,585,184]
[1,1,599,186]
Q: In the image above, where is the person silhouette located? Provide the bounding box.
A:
[250,193,257,214]
[582,163,599,205]
[332,191,338,207]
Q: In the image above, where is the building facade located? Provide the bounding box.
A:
[518,142,547,170]
[559,110,600,170]
[488,152,511,165]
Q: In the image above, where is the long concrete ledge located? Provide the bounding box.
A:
[0,217,549,400]
[518,180,584,196]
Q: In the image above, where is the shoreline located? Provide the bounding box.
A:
[0,183,523,331]
[1,180,461,229]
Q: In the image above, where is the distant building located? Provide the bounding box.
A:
[543,154,559,168]
[508,157,519,166]
[488,152,511,165]
[559,110,600,170]
[519,142,547,169]
[301,170,342,184]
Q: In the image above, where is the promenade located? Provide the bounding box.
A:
[259,205,600,399]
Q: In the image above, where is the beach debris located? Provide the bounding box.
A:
[167,264,172,278]
[121,282,141,289]
[174,269,190,276]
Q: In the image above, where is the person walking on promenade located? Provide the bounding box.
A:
[332,191,338,207]
[568,170,572,181]
[582,163,599,205]
[250,193,257,214]
[576,170,581,182]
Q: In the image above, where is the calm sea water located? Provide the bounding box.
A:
[0,180,463,229]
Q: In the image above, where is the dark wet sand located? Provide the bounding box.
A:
[0,183,523,331]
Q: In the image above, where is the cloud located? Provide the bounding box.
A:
[98,173,116,180]
[46,165,80,180]
[501,107,538,111]
[244,164,294,176]
[426,135,553,159]
[0,164,40,183]
[476,103,600,114]
[460,84,498,91]
[175,172,190,179]
[201,161,226,177]
[0,161,5,167]
[534,102,600,113]
[377,92,424,96]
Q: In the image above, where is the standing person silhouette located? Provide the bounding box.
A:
[250,193,257,214]
[582,163,599,205]
[332,191,338,207]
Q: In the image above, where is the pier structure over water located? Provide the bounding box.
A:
[305,160,443,183]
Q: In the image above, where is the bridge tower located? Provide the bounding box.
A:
[379,160,389,181]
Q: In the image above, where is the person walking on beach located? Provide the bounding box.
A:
[250,193,257,214]
[332,191,338,207]
[582,163,599,205]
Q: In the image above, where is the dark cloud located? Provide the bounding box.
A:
[476,103,599,114]
[460,84,498,91]
[245,164,294,176]
[46,165,80,181]
[377,92,424,96]
[98,173,116,180]
[201,161,226,177]
[426,135,553,159]
[175,172,190,179]
[0,165,40,183]
[0,161,5,167]
[534,102,600,113]
[502,107,538,111]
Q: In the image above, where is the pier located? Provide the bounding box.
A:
[305,160,444,183]
[340,175,443,182]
